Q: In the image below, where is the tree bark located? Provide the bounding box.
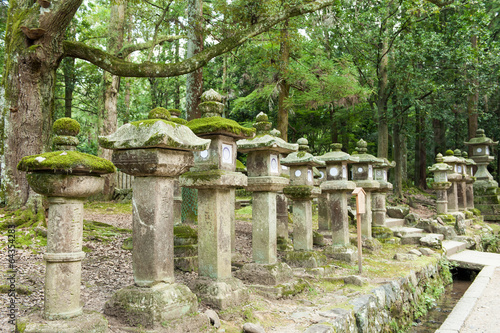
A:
[1,0,82,209]
[62,56,75,118]
[414,105,427,190]
[186,0,203,120]
[277,19,290,141]
[467,35,478,142]
[377,39,389,158]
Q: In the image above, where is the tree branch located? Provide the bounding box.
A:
[117,35,186,58]
[63,0,338,78]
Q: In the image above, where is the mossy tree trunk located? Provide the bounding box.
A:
[377,39,390,159]
[277,19,290,142]
[99,0,126,199]
[186,0,203,120]
[1,0,82,209]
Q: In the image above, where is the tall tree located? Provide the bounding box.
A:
[186,0,203,120]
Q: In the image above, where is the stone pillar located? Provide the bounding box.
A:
[252,191,277,263]
[436,188,449,214]
[360,192,373,237]
[230,188,236,253]
[329,191,350,245]
[428,154,452,215]
[276,193,289,241]
[371,192,386,226]
[318,193,330,231]
[447,181,459,213]
[44,197,86,319]
[292,200,313,250]
[198,189,233,279]
[132,176,176,285]
[463,152,476,210]
[173,180,182,225]
[442,150,462,213]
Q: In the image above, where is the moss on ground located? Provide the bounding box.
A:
[83,220,131,243]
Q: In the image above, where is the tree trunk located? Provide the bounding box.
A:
[432,118,446,156]
[467,35,478,142]
[186,0,203,120]
[62,57,75,118]
[277,19,290,141]
[1,0,82,209]
[99,0,126,199]
[377,39,389,158]
[414,105,427,190]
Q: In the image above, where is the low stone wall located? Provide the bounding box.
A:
[306,259,452,333]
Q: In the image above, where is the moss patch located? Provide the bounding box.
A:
[187,117,255,137]
[148,107,171,120]
[53,117,80,136]
[83,220,131,243]
[17,150,116,174]
[283,185,314,199]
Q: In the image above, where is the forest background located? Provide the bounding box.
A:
[0,0,499,210]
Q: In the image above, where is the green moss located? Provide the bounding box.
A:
[122,236,133,251]
[236,159,246,172]
[53,135,79,146]
[283,185,314,199]
[372,226,393,239]
[129,118,181,129]
[438,214,455,225]
[181,169,226,182]
[297,151,306,158]
[0,284,32,295]
[148,107,171,120]
[169,117,188,125]
[174,225,198,239]
[83,220,131,243]
[17,150,116,174]
[464,210,474,219]
[187,116,255,137]
[471,208,481,216]
[53,117,80,136]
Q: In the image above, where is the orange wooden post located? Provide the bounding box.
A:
[352,187,366,274]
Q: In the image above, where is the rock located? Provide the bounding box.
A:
[361,238,382,253]
[408,249,422,256]
[243,322,266,333]
[304,324,334,333]
[433,225,457,240]
[313,231,326,246]
[386,206,410,219]
[344,275,368,286]
[419,234,442,249]
[404,213,420,226]
[455,214,466,235]
[415,219,436,233]
[236,262,293,285]
[418,248,435,256]
[393,253,418,261]
[205,309,221,328]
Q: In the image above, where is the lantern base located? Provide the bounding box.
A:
[16,311,108,333]
[236,262,293,286]
[192,276,248,310]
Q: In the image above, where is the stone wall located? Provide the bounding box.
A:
[306,259,452,333]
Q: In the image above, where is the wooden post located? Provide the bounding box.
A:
[352,187,366,274]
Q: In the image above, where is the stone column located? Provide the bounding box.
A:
[447,181,459,213]
[230,188,236,253]
[371,192,386,226]
[428,154,453,216]
[435,186,449,214]
[17,117,114,332]
[173,179,182,225]
[329,191,350,245]
[318,193,330,231]
[252,191,277,263]
[292,200,313,250]
[276,193,289,242]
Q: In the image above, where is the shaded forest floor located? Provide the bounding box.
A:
[0,188,499,332]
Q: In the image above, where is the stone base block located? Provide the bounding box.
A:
[17,311,107,333]
[248,279,309,299]
[174,244,198,257]
[174,256,198,272]
[193,277,248,310]
[400,233,426,245]
[277,237,293,251]
[313,231,326,246]
[104,283,197,328]
[236,262,293,285]
[284,250,327,268]
[324,245,358,264]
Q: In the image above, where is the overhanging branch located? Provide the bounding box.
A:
[63,0,338,78]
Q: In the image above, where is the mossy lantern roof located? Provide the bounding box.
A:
[317,143,359,164]
[237,113,297,153]
[186,117,255,139]
[99,119,210,151]
[464,129,498,146]
[281,138,325,167]
[374,157,396,170]
[428,153,453,172]
[442,150,461,164]
[351,139,384,165]
[17,150,116,175]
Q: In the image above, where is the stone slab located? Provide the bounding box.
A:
[384,218,405,228]
[442,240,468,256]
[390,226,425,236]
[448,250,500,269]
[17,311,108,333]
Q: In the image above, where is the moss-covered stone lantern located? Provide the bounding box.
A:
[317,143,359,262]
[237,113,297,265]
[98,109,210,326]
[179,89,255,309]
[349,139,383,238]
[372,158,396,227]
[462,151,477,210]
[281,138,325,253]
[442,150,462,213]
[16,118,115,331]
[465,129,500,221]
[429,153,453,215]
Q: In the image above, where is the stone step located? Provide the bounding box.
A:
[442,240,468,256]
[390,227,424,236]
[400,233,426,245]
[385,218,405,228]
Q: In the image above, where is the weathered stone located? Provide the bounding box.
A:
[243,322,266,333]
[324,245,358,264]
[304,324,334,333]
[313,230,326,246]
[455,212,467,235]
[252,191,278,264]
[236,262,293,285]
[419,234,443,249]
[204,309,221,328]
[344,275,368,286]
[393,253,418,261]
[361,237,382,253]
[104,283,197,328]
[17,311,108,333]
[408,249,422,256]
[192,277,249,310]
[386,206,410,219]
[284,251,327,268]
[418,247,435,256]
[404,212,420,226]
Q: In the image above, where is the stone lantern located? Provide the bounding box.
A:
[17,118,115,331]
[315,161,330,233]
[462,151,477,210]
[429,153,453,215]
[236,112,298,265]
[372,158,396,227]
[180,89,255,309]
[99,109,210,326]
[281,138,325,252]
[276,146,291,247]
[349,139,383,238]
[465,129,498,189]
[318,143,359,262]
[442,150,462,213]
